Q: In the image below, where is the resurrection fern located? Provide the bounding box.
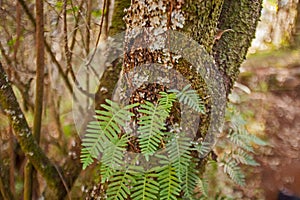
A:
[80,99,138,169]
[231,149,259,166]
[157,164,181,200]
[220,158,245,186]
[166,133,192,180]
[131,170,160,200]
[194,141,212,158]
[181,161,200,199]
[197,178,208,198]
[158,91,177,112]
[138,92,175,161]
[169,84,205,114]
[106,166,138,200]
[100,134,129,182]
[80,85,210,199]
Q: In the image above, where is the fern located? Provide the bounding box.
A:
[194,141,212,158]
[81,99,138,169]
[157,164,181,200]
[131,170,160,200]
[232,149,259,166]
[106,166,137,200]
[228,128,266,153]
[221,158,245,186]
[197,178,208,198]
[138,100,169,161]
[166,133,192,181]
[100,134,129,182]
[158,92,177,113]
[181,162,200,199]
[168,84,205,114]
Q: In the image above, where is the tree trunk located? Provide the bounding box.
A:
[90,0,263,198]
[291,1,300,48]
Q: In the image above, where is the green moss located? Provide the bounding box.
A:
[109,0,131,36]
[213,0,263,94]
[182,0,224,53]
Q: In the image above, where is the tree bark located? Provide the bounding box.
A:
[213,0,263,94]
[291,1,300,48]
[0,157,14,200]
[24,0,45,198]
[0,62,66,199]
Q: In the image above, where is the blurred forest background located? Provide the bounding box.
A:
[0,0,299,199]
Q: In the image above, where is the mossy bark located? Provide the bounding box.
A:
[0,158,14,200]
[183,0,224,53]
[0,62,66,199]
[95,0,131,107]
[109,0,131,36]
[91,0,262,198]
[213,0,263,94]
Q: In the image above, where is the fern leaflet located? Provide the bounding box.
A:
[100,134,128,182]
[81,99,138,169]
[158,92,177,113]
[106,166,137,200]
[197,178,208,198]
[232,149,259,166]
[168,84,205,114]
[131,170,159,200]
[181,162,200,199]
[166,133,192,180]
[157,164,181,200]
[138,101,169,161]
[221,158,245,186]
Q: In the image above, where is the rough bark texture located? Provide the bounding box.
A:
[183,0,224,53]
[0,62,66,199]
[119,0,263,178]
[213,0,263,94]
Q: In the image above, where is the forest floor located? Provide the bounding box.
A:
[237,49,300,200]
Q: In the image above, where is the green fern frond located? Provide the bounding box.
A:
[168,84,205,114]
[166,133,192,180]
[81,99,138,169]
[131,170,159,200]
[157,164,181,200]
[194,141,212,157]
[197,178,208,197]
[243,130,267,146]
[81,122,110,169]
[221,159,245,186]
[227,130,254,152]
[181,162,200,199]
[232,149,259,166]
[158,92,177,113]
[106,167,137,200]
[138,101,169,161]
[100,135,129,182]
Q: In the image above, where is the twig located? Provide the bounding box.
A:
[85,0,107,67]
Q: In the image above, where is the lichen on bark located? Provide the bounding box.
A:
[0,62,67,199]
